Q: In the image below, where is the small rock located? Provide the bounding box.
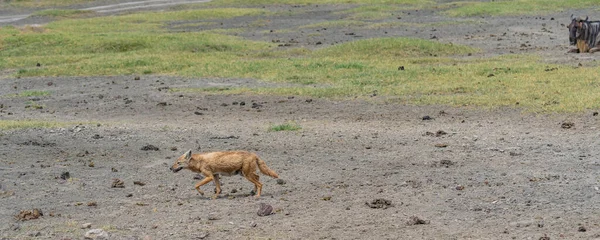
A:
[141,144,159,151]
[578,226,587,232]
[250,221,257,227]
[111,167,118,172]
[196,232,209,239]
[398,66,405,71]
[111,178,125,188]
[208,214,221,220]
[455,185,465,190]
[84,228,109,239]
[435,130,447,137]
[422,115,433,120]
[133,181,146,186]
[366,198,393,209]
[60,172,71,180]
[81,223,92,229]
[561,122,574,129]
[539,234,550,240]
[134,76,140,80]
[257,203,274,216]
[87,201,97,207]
[406,216,430,225]
[276,179,286,185]
[435,143,448,148]
[15,208,43,221]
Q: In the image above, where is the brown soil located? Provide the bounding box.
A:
[2,2,600,240]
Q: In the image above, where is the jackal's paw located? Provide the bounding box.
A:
[196,190,205,196]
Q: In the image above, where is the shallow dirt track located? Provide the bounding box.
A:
[2,2,600,240]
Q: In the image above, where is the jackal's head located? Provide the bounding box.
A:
[170,150,192,173]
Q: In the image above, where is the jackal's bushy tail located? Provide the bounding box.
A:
[256,157,279,178]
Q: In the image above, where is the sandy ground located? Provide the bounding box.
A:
[2,2,600,240]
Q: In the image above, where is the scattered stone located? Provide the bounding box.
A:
[133,181,146,186]
[195,232,209,239]
[136,202,148,206]
[322,196,331,201]
[435,143,448,148]
[422,115,433,120]
[194,111,203,115]
[111,178,125,188]
[406,216,430,225]
[230,189,237,193]
[435,130,447,137]
[84,228,109,239]
[87,201,97,207]
[257,203,274,216]
[208,214,221,220]
[539,234,550,240]
[82,223,92,229]
[111,167,118,172]
[126,193,133,197]
[134,76,140,80]
[365,198,393,209]
[77,151,89,157]
[170,146,178,151]
[578,226,587,232]
[593,112,598,116]
[15,209,43,221]
[250,221,257,227]
[456,185,465,190]
[60,171,71,180]
[439,160,454,167]
[561,122,574,129]
[88,161,95,167]
[10,223,20,231]
[156,102,167,106]
[398,66,405,71]
[141,144,159,151]
[276,179,286,185]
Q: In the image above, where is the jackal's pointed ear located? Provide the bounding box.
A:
[184,150,192,160]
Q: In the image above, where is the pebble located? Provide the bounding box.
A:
[84,229,109,239]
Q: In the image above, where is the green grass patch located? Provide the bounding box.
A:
[2,4,600,112]
[206,0,431,7]
[0,120,71,130]
[445,0,599,17]
[3,90,51,98]
[269,121,302,132]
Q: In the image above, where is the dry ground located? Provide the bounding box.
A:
[2,2,600,240]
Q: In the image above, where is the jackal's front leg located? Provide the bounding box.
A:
[194,175,214,196]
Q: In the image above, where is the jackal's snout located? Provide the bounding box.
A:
[169,165,183,173]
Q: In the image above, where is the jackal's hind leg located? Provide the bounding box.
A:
[213,174,222,195]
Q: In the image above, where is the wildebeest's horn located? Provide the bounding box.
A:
[571,14,574,20]
[585,16,589,21]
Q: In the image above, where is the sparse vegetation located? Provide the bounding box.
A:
[445,0,599,17]
[0,120,67,129]
[0,2,599,112]
[269,122,302,132]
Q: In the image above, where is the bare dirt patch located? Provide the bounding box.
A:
[2,2,600,240]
